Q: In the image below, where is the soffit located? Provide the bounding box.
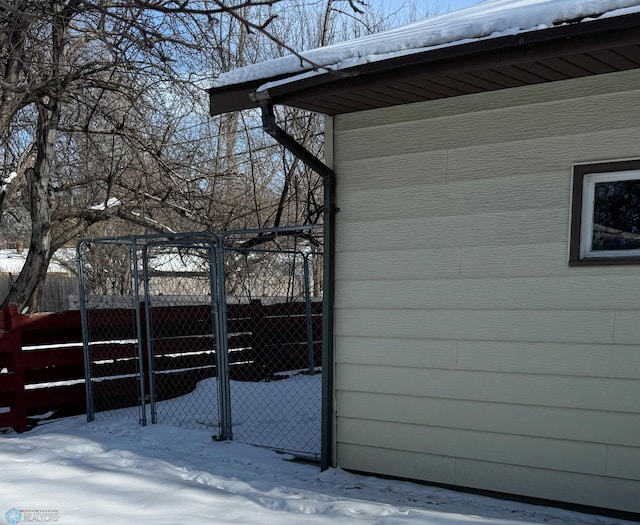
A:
[209,12,640,116]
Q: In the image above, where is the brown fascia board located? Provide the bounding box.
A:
[208,80,263,115]
[208,73,293,115]
[209,11,640,116]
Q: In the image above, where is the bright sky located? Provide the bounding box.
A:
[381,0,484,15]
[350,1,485,36]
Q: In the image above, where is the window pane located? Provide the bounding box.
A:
[592,180,640,251]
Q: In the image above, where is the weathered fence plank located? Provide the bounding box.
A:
[0,300,322,431]
[0,275,79,313]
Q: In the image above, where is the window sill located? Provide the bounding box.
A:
[569,256,640,266]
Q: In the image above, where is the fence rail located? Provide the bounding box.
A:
[0,300,322,431]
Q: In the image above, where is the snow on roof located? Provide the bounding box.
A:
[213,0,640,90]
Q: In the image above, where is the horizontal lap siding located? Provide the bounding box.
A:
[332,69,640,513]
[336,276,640,310]
[334,90,640,162]
[335,391,640,448]
[336,363,639,413]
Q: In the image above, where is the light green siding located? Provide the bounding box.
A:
[331,68,640,514]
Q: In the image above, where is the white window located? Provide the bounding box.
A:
[570,160,640,265]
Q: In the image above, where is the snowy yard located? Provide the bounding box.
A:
[0,376,635,525]
[99,373,321,457]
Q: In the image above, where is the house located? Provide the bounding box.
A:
[208,0,640,516]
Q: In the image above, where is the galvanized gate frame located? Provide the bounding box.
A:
[222,225,323,458]
[77,232,233,439]
[77,235,146,424]
[141,233,232,438]
[78,226,322,452]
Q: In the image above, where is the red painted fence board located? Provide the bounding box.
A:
[0,300,322,432]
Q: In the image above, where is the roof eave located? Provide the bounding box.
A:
[209,11,640,116]
[208,73,295,115]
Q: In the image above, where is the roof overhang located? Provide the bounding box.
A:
[209,11,640,116]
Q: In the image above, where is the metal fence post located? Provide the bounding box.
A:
[76,240,95,422]
[132,237,147,426]
[214,241,233,440]
[141,242,156,425]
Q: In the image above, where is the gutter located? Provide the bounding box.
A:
[209,11,640,117]
[259,11,640,102]
[258,100,336,471]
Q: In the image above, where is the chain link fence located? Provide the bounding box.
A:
[77,227,322,458]
[77,232,230,435]
[77,236,147,424]
[223,226,323,458]
[141,236,228,432]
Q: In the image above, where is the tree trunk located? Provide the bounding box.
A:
[0,15,27,134]
[2,98,60,313]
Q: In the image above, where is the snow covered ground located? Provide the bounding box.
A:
[92,373,321,458]
[1,414,636,524]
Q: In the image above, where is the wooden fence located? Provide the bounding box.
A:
[0,301,322,432]
[0,275,78,312]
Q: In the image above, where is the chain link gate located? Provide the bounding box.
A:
[77,226,322,459]
[77,236,147,423]
[223,226,323,459]
[141,235,230,434]
[77,232,231,437]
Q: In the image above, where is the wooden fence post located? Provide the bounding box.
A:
[248,299,268,380]
[0,305,28,431]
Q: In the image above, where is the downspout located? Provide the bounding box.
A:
[259,100,336,471]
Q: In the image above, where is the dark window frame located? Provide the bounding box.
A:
[570,159,640,266]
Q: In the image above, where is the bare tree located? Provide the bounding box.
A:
[0,0,270,311]
[1,0,428,312]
